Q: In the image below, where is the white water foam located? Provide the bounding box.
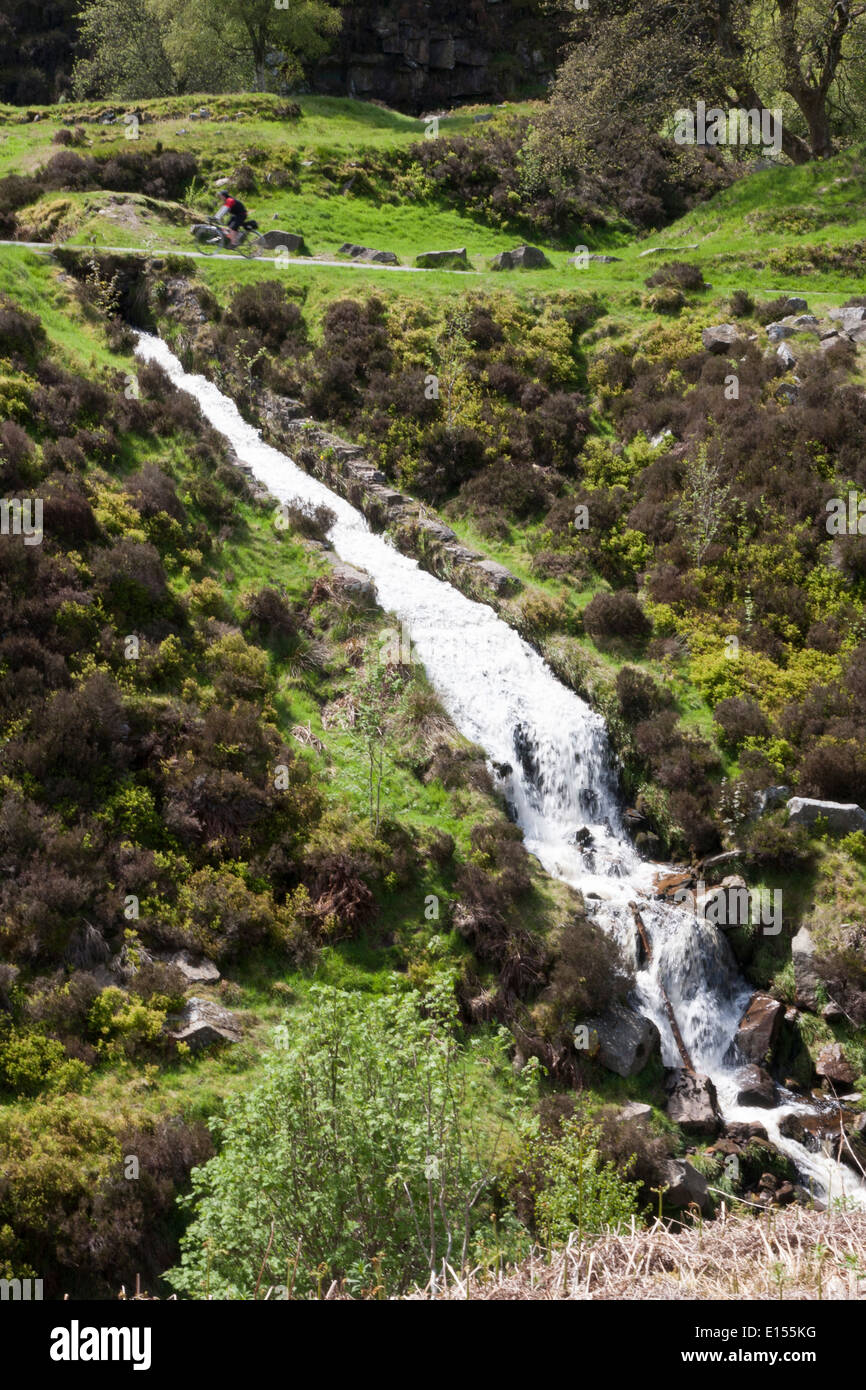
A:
[135,331,866,1208]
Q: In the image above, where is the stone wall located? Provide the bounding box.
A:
[309,0,565,113]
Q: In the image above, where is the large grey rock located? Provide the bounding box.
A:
[767,322,795,341]
[661,1158,711,1212]
[665,1069,722,1135]
[616,1101,653,1125]
[257,230,305,252]
[415,248,469,269]
[166,997,242,1050]
[828,305,866,331]
[702,324,740,353]
[169,950,221,986]
[326,559,375,604]
[474,558,521,593]
[489,244,551,271]
[776,342,797,368]
[782,297,808,314]
[791,925,821,1010]
[735,1064,777,1107]
[786,797,866,834]
[736,992,783,1065]
[582,1001,660,1077]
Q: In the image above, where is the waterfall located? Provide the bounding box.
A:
[135,332,866,1210]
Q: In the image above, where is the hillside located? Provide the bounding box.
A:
[1,92,866,1318]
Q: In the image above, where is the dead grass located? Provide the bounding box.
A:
[403,1207,866,1301]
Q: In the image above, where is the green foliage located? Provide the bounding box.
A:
[523,1114,641,1247]
[168,984,534,1297]
[0,1029,88,1098]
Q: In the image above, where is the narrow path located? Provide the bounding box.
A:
[0,239,482,275]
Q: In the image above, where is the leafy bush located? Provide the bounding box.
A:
[168,986,524,1298]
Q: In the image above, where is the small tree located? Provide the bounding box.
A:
[678,445,730,567]
[167,984,534,1297]
[353,664,402,836]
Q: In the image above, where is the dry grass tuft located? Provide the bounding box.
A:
[405,1207,866,1301]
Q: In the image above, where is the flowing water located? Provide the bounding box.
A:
[135,332,866,1209]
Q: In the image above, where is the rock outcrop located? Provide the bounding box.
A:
[786,796,866,834]
[165,997,242,1050]
[665,1069,722,1135]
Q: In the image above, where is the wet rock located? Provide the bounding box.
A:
[165,997,242,1050]
[169,950,220,986]
[735,1064,777,1107]
[661,1158,711,1212]
[582,1001,660,1078]
[489,244,551,270]
[725,1121,768,1144]
[816,1043,856,1088]
[257,230,305,252]
[665,1069,722,1135]
[634,830,663,858]
[786,796,866,833]
[702,324,740,353]
[736,992,783,1065]
[415,248,470,269]
[653,869,694,900]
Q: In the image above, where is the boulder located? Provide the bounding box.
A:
[783,297,808,314]
[665,1069,722,1135]
[474,558,521,593]
[653,869,694,900]
[616,1101,653,1125]
[257,230,305,253]
[736,992,783,1065]
[337,242,399,264]
[661,1158,711,1212]
[828,305,866,331]
[786,796,866,834]
[776,342,797,368]
[767,322,794,341]
[587,254,622,263]
[166,997,242,1050]
[582,1001,660,1077]
[753,784,790,816]
[169,950,220,986]
[725,1120,768,1144]
[702,324,740,353]
[778,1110,833,1151]
[791,925,821,1010]
[816,1043,856,1087]
[415,248,470,269]
[326,559,376,604]
[735,1064,777,1107]
[489,244,551,271]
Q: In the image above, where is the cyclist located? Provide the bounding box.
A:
[215,192,249,247]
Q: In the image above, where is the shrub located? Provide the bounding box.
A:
[713,696,770,749]
[616,665,666,724]
[583,590,651,641]
[0,1028,88,1097]
[167,987,516,1298]
[645,261,706,291]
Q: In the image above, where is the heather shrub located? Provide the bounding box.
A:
[583,590,651,641]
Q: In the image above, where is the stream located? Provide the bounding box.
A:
[135,331,866,1210]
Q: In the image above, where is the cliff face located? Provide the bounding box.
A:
[310,0,565,113]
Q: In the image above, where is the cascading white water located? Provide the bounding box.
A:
[135,332,866,1209]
